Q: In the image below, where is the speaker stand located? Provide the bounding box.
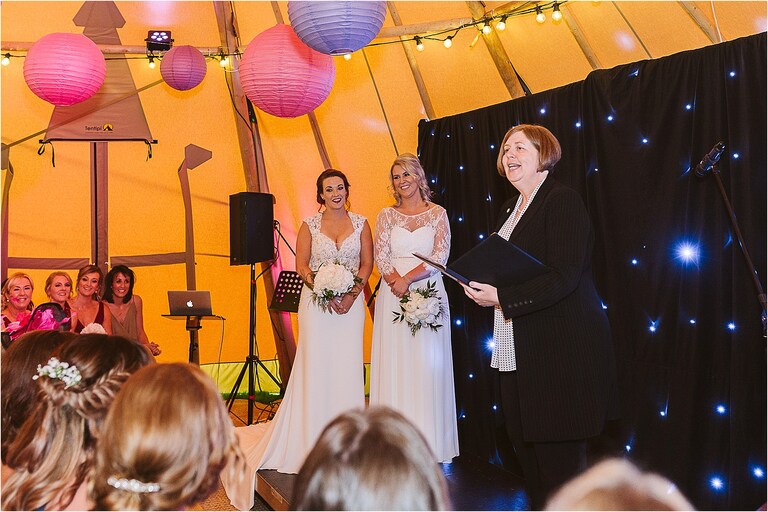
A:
[226,263,282,425]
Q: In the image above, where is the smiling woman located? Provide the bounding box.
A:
[369,153,458,464]
[103,265,161,357]
[221,168,374,510]
[70,264,112,335]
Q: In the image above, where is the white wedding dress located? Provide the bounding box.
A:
[369,205,459,463]
[221,212,366,511]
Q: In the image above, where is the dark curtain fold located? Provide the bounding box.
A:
[417,33,766,511]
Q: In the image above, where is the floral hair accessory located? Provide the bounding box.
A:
[33,357,82,389]
[107,476,161,494]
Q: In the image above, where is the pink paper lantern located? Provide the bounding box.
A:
[160,45,207,91]
[23,33,106,106]
[240,24,335,118]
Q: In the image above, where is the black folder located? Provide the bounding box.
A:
[414,233,546,288]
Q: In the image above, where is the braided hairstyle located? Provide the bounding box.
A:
[1,330,77,464]
[2,334,151,511]
[89,363,246,510]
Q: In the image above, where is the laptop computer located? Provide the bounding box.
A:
[167,290,213,316]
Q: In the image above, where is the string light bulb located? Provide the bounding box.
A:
[482,20,492,34]
[535,6,546,23]
[496,16,507,31]
[219,53,229,67]
[415,36,424,52]
[552,2,563,21]
[1,53,10,66]
[343,53,352,60]
[443,36,453,49]
[148,55,156,69]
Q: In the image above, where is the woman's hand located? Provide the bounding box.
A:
[147,342,161,356]
[388,275,411,298]
[461,281,500,308]
[302,271,315,289]
[329,292,356,315]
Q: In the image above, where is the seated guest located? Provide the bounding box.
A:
[1,330,77,478]
[2,334,151,511]
[70,264,112,334]
[544,458,695,510]
[102,265,160,356]
[89,363,245,510]
[293,406,451,511]
[45,271,74,330]
[1,272,35,343]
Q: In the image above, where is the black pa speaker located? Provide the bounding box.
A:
[230,192,274,265]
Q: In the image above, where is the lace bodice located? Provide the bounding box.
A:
[305,212,367,272]
[374,205,451,277]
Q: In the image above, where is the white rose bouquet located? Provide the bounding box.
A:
[310,261,360,309]
[392,280,446,335]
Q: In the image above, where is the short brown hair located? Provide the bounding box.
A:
[293,406,451,510]
[496,124,562,176]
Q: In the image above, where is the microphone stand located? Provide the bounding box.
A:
[707,162,767,335]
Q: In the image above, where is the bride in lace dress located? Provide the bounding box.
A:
[370,154,459,463]
[222,169,373,511]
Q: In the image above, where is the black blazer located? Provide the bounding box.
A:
[494,177,617,442]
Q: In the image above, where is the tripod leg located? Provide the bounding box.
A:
[252,356,281,388]
[226,360,249,412]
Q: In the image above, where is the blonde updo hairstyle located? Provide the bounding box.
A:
[389,153,433,207]
[496,124,562,176]
[89,363,246,510]
[44,271,74,301]
[2,334,151,511]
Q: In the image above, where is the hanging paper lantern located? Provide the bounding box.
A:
[240,24,335,119]
[288,1,387,55]
[160,45,207,91]
[23,33,106,106]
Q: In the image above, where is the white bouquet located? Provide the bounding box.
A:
[311,261,359,309]
[392,280,446,335]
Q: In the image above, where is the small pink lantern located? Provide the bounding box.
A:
[160,45,207,91]
[23,33,106,106]
[239,24,335,118]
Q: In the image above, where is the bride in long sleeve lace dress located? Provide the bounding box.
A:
[369,154,459,463]
[222,169,373,511]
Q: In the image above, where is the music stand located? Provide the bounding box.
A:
[269,270,302,313]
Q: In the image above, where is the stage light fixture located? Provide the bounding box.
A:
[145,30,173,52]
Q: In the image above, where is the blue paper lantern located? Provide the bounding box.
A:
[288,1,387,56]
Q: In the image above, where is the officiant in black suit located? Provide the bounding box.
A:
[462,124,618,509]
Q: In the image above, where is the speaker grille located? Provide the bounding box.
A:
[230,192,274,265]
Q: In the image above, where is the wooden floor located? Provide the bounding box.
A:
[208,399,530,511]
